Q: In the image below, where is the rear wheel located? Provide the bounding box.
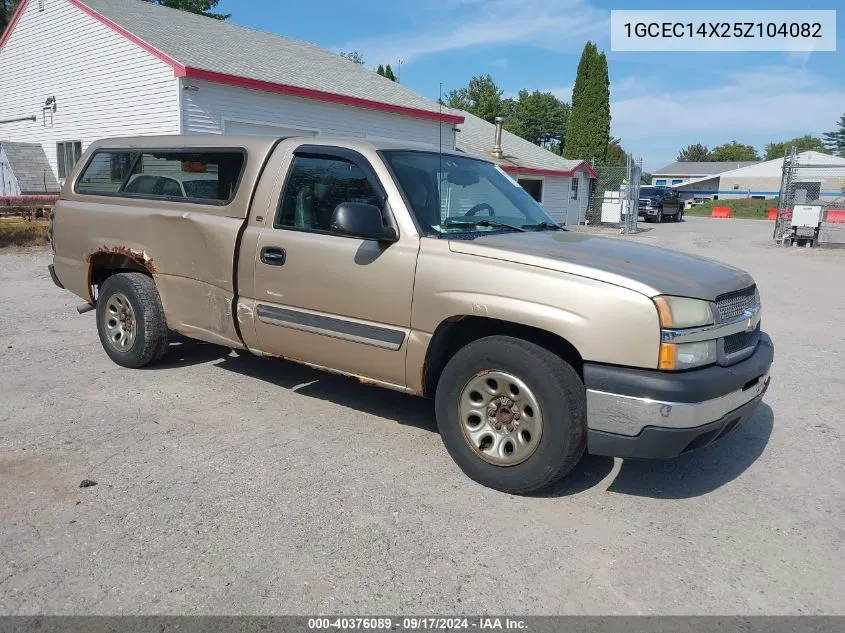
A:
[434,336,586,494]
[96,273,169,368]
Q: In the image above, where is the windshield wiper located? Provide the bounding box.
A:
[443,218,526,232]
[522,221,565,231]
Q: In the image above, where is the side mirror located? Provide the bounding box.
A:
[330,202,397,242]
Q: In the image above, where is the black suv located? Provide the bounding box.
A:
[638,186,684,223]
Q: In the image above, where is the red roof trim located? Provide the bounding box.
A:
[182,67,464,124]
[67,0,186,72]
[58,1,464,125]
[502,162,597,179]
[0,0,30,52]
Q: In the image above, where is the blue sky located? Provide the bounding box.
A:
[217,0,844,170]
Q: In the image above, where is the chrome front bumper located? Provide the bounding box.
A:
[583,333,773,458]
[587,371,769,437]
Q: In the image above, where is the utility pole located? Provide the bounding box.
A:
[397,58,404,83]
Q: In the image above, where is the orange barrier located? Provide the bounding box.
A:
[827,210,845,224]
[711,206,732,218]
[767,208,793,221]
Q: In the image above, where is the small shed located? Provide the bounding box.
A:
[0,141,60,196]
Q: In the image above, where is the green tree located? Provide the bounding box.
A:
[1,0,22,36]
[445,74,503,123]
[604,137,627,166]
[764,135,827,160]
[711,140,759,161]
[340,51,365,65]
[823,114,845,156]
[564,41,610,162]
[502,90,569,153]
[376,64,385,77]
[677,144,712,161]
[383,64,397,82]
[141,0,229,19]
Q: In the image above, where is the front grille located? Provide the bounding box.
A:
[723,324,761,356]
[715,286,758,322]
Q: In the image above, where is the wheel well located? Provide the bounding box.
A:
[422,316,584,398]
[87,251,154,297]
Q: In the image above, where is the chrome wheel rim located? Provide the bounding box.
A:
[103,292,137,353]
[458,370,543,466]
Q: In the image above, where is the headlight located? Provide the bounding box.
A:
[653,296,714,329]
[659,340,718,370]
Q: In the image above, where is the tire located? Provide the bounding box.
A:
[656,208,663,223]
[677,208,684,222]
[96,272,169,368]
[434,336,586,494]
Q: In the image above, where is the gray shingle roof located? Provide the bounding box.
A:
[0,142,59,194]
[79,0,454,119]
[455,110,588,174]
[653,161,759,176]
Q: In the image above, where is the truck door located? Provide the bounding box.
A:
[249,145,419,388]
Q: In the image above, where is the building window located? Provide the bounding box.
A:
[56,141,82,179]
[671,179,683,185]
[517,178,543,203]
[655,179,667,186]
[570,178,579,200]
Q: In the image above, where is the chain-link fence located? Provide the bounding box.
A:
[774,148,845,247]
[587,154,642,233]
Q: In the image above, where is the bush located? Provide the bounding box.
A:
[684,198,775,219]
[0,219,50,247]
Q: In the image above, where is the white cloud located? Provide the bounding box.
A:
[612,67,845,142]
[607,66,845,169]
[336,0,609,64]
[490,58,508,69]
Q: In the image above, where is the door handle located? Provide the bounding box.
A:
[260,246,286,266]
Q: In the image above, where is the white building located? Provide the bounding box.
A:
[0,0,462,183]
[651,161,758,188]
[673,151,845,202]
[454,111,596,225]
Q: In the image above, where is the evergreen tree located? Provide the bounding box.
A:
[677,144,712,161]
[444,75,503,123]
[1,0,22,36]
[823,113,845,156]
[384,64,397,81]
[376,65,385,77]
[141,0,229,19]
[564,42,610,162]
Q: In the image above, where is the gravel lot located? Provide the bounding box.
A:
[1,217,843,615]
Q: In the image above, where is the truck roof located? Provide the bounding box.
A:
[85,135,472,160]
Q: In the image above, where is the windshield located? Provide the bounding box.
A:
[382,151,558,237]
[639,187,663,197]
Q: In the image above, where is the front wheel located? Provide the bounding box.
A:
[656,209,663,223]
[96,273,169,368]
[434,336,586,494]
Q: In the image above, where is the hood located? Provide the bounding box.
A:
[448,231,753,301]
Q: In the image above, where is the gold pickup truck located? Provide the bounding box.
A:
[49,136,773,493]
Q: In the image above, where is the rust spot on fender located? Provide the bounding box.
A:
[86,245,156,275]
[472,369,491,378]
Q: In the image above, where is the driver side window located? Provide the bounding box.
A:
[275,154,382,232]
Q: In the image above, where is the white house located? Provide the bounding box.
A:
[0,0,463,182]
[454,111,596,225]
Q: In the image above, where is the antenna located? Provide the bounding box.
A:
[439,82,443,216]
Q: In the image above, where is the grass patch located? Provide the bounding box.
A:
[0,219,50,248]
[685,198,775,219]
